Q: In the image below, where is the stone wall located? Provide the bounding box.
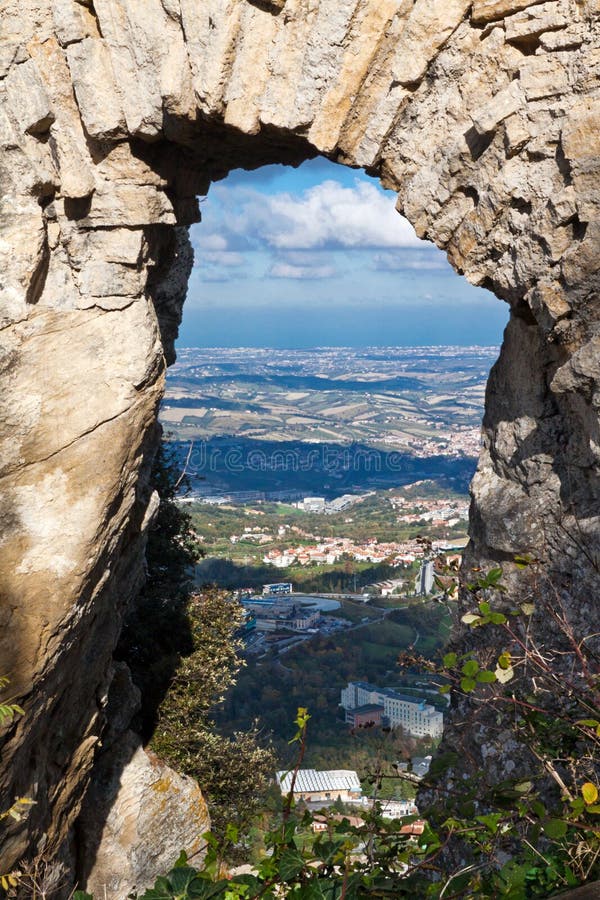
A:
[1,0,599,887]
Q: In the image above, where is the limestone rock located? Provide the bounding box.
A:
[4,58,55,134]
[66,39,128,139]
[471,81,524,134]
[519,54,569,99]
[52,0,98,46]
[471,0,547,24]
[504,0,571,44]
[80,732,209,898]
[392,0,471,86]
[29,36,96,198]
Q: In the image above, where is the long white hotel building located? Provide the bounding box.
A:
[340,681,444,739]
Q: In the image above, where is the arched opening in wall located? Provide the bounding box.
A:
[154,157,509,800]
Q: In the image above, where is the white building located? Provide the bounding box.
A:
[277,769,362,805]
[377,799,418,819]
[263,582,293,596]
[341,681,444,739]
[264,552,296,568]
[301,497,326,513]
[326,494,355,514]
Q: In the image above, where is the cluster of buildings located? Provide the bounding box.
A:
[294,494,367,514]
[379,426,481,459]
[276,769,419,820]
[340,681,444,739]
[242,596,321,633]
[263,536,425,570]
[390,495,469,527]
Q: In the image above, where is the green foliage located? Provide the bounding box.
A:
[402,559,600,893]
[0,676,24,727]
[146,440,203,595]
[82,660,599,899]
[117,438,204,738]
[0,679,32,897]
[114,529,599,900]
[151,589,275,843]
[117,437,275,851]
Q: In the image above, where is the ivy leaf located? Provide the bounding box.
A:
[476,812,503,833]
[278,849,306,882]
[169,867,199,895]
[497,651,512,670]
[486,567,504,585]
[460,677,477,693]
[514,781,533,794]
[570,798,586,816]
[531,800,546,818]
[188,882,229,899]
[476,670,496,684]
[543,819,568,840]
[295,882,327,899]
[582,783,599,805]
[461,660,479,677]
[140,876,173,900]
[443,652,457,668]
[461,613,482,626]
[489,612,507,625]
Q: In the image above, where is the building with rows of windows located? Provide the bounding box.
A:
[340,681,444,739]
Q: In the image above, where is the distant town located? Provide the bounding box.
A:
[163,345,495,457]
[164,346,483,811]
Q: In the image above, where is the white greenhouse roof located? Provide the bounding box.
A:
[277,769,362,794]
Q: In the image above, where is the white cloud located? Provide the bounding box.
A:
[208,179,422,252]
[372,250,449,272]
[204,250,245,267]
[199,233,229,251]
[261,181,421,249]
[269,261,337,279]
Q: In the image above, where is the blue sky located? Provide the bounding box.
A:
[179,158,508,348]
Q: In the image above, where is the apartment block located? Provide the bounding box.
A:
[341,681,443,739]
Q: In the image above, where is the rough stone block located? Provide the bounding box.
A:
[472,81,524,134]
[77,261,144,298]
[70,184,176,227]
[4,58,55,134]
[539,25,584,50]
[504,113,531,153]
[29,36,96,198]
[52,0,97,46]
[504,0,570,43]
[0,41,19,76]
[520,55,568,99]
[67,38,127,139]
[93,0,166,139]
[81,732,209,898]
[392,0,471,86]
[472,0,546,24]
[561,99,600,221]
[548,185,577,224]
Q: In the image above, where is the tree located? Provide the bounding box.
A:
[151,589,275,844]
[118,438,275,847]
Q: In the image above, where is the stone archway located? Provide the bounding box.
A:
[1,0,599,885]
